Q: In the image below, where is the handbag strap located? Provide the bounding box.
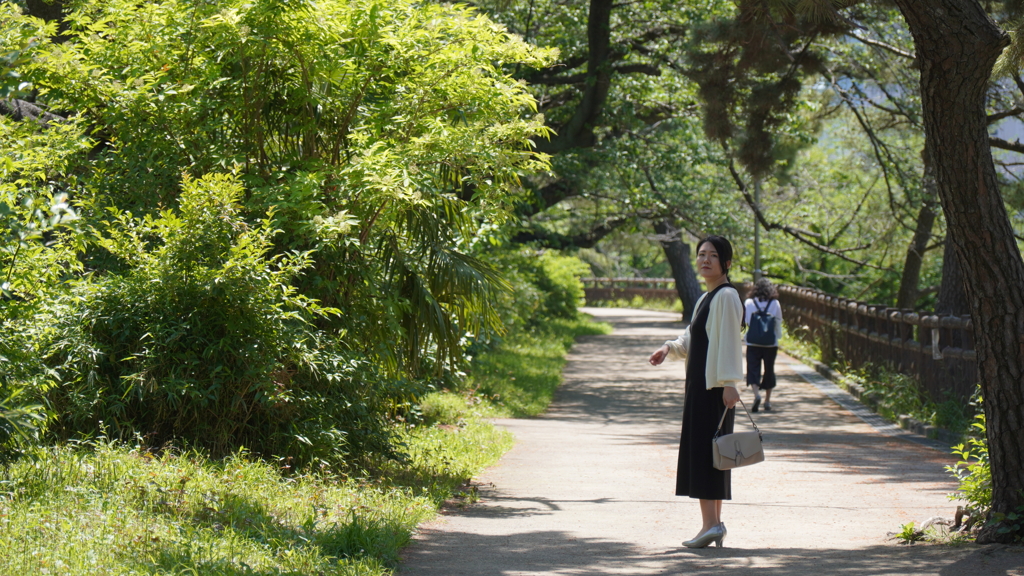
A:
[713,397,762,440]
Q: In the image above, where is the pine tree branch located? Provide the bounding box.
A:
[845,31,916,60]
[990,136,1024,154]
[988,107,1024,125]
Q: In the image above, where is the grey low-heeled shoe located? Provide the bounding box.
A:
[682,522,727,548]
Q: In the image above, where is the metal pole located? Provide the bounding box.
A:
[753,178,762,282]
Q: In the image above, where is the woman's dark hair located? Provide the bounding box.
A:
[750,277,777,301]
[696,235,734,277]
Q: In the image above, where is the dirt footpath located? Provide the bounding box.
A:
[399,307,1024,575]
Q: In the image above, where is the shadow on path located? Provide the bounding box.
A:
[400,308,1023,575]
[407,527,1023,576]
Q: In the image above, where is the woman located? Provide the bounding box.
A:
[648,236,743,549]
[744,278,783,412]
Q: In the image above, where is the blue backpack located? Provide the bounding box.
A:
[746,299,776,346]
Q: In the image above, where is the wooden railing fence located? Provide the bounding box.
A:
[777,285,977,405]
[581,277,678,303]
[581,277,979,404]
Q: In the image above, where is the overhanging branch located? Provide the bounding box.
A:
[529,63,662,86]
[511,209,658,249]
[845,31,916,60]
[988,107,1024,125]
[990,136,1024,154]
[726,158,889,270]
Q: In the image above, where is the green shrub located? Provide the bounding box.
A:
[779,324,823,363]
[489,254,544,335]
[935,395,971,433]
[29,174,396,467]
[468,248,588,346]
[41,174,315,449]
[0,72,90,463]
[856,368,929,423]
[271,345,408,468]
[0,387,45,464]
[944,390,1023,542]
[857,366,979,439]
[18,0,555,384]
[1,306,53,462]
[535,252,590,319]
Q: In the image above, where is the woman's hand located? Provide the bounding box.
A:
[649,345,669,366]
[723,386,740,409]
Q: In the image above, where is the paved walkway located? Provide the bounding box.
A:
[400,308,1024,575]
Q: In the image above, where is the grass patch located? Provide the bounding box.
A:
[1,442,422,575]
[779,328,822,363]
[1,313,606,574]
[0,424,511,575]
[466,314,612,417]
[781,327,973,437]
[849,365,972,434]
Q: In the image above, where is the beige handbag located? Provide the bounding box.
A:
[712,398,764,470]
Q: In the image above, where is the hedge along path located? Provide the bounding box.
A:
[399,307,1024,575]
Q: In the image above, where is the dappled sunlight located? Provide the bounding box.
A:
[401,307,989,575]
[404,527,1020,575]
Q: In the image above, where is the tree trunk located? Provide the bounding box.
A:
[936,237,969,316]
[896,146,938,310]
[895,195,937,309]
[535,0,613,153]
[653,220,702,322]
[893,0,1024,544]
[25,0,64,22]
[24,0,70,41]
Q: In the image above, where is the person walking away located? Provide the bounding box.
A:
[648,236,744,549]
[743,278,783,412]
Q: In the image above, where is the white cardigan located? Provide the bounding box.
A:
[663,286,744,389]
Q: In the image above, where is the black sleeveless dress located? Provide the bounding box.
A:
[676,283,735,499]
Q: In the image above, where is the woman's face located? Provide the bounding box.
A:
[696,241,728,283]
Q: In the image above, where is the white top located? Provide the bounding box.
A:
[662,286,744,389]
[743,297,783,347]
